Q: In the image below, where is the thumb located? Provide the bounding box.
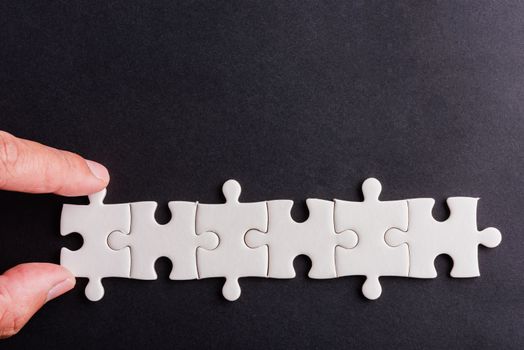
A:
[0,263,75,339]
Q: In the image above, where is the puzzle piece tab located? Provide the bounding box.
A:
[334,178,409,300]
[385,197,502,278]
[60,189,130,301]
[245,199,358,279]
[108,201,219,280]
[196,179,268,301]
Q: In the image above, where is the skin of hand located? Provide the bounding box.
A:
[0,130,110,339]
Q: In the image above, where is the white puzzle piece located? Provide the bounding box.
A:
[60,189,131,301]
[60,179,502,302]
[196,179,268,301]
[385,197,502,278]
[245,199,358,279]
[334,178,409,300]
[107,201,219,280]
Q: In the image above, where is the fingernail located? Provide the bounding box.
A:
[85,160,110,182]
[46,278,76,302]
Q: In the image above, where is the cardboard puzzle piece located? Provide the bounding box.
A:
[245,199,358,279]
[196,179,268,301]
[385,197,502,278]
[334,178,409,300]
[107,201,219,280]
[60,189,131,301]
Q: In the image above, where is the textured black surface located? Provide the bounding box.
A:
[0,1,523,349]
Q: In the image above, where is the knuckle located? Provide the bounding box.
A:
[0,280,21,339]
[45,150,83,195]
[60,150,83,172]
[0,131,20,188]
[0,318,20,339]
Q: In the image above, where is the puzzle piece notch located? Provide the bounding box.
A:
[245,199,358,279]
[196,179,268,301]
[335,177,409,300]
[385,197,502,278]
[108,201,219,280]
[61,188,131,301]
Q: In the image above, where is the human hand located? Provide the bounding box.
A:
[0,131,110,338]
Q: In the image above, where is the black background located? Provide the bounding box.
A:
[1,1,523,349]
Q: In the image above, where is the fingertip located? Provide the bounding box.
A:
[85,160,110,184]
[2,263,75,295]
[54,157,110,197]
[45,277,76,302]
[47,264,76,282]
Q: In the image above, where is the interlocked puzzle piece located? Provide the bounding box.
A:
[245,199,358,278]
[385,197,502,278]
[60,189,131,301]
[107,201,219,280]
[60,178,502,301]
[196,179,268,301]
[334,178,409,300]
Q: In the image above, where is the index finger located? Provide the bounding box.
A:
[0,131,109,196]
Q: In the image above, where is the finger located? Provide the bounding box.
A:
[0,263,75,339]
[0,131,109,196]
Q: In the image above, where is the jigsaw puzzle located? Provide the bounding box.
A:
[334,178,409,300]
[60,178,502,301]
[60,189,131,301]
[107,201,219,280]
[385,197,502,278]
[245,199,358,279]
[196,179,268,301]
